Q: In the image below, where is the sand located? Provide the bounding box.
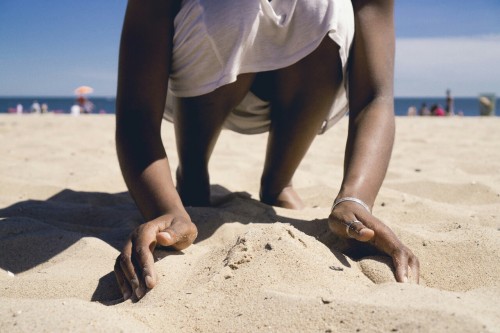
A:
[0,114,499,332]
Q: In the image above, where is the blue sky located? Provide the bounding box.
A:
[1,0,499,97]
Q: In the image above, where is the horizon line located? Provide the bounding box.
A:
[0,94,497,99]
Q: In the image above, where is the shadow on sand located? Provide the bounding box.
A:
[0,185,387,303]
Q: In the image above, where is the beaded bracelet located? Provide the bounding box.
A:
[331,197,371,213]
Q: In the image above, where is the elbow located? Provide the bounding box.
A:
[349,89,394,116]
[115,109,161,155]
[116,107,161,138]
[115,114,166,173]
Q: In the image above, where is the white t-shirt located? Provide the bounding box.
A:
[164,0,355,134]
[169,0,354,97]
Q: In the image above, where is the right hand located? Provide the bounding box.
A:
[114,213,198,301]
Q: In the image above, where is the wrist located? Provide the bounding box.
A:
[332,196,371,213]
[337,188,374,208]
[336,183,377,211]
[140,194,190,222]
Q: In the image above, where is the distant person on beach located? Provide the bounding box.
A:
[445,89,454,116]
[16,103,23,115]
[77,95,94,114]
[114,0,420,301]
[30,100,41,114]
[70,104,81,116]
[407,105,417,116]
[431,104,446,117]
[82,100,94,114]
[419,103,430,116]
[41,103,48,114]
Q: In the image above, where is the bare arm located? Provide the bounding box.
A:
[116,0,184,220]
[329,0,419,283]
[114,0,197,301]
[341,0,395,206]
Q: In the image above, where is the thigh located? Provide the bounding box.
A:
[259,36,344,195]
[251,36,343,123]
[272,37,343,120]
[173,73,255,165]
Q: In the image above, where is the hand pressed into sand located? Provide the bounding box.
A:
[114,214,198,301]
[328,202,420,284]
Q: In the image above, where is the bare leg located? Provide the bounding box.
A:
[258,36,344,209]
[174,73,255,206]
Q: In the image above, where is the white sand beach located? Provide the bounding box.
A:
[0,114,499,332]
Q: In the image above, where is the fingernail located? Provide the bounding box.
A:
[160,231,172,240]
[403,276,409,283]
[145,275,154,288]
[130,278,139,289]
[135,286,145,299]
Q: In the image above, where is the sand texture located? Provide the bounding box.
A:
[0,115,499,332]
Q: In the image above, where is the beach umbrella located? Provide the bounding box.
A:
[74,85,94,95]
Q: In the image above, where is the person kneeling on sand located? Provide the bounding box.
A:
[114,0,420,301]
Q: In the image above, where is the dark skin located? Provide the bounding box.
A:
[114,0,419,301]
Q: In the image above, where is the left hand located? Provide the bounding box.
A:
[328,201,419,283]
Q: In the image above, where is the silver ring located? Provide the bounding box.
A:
[345,220,362,238]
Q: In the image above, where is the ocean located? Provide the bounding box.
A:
[0,96,498,116]
[0,97,116,115]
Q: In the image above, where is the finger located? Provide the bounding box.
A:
[408,254,420,284]
[346,221,375,242]
[134,231,158,291]
[329,217,375,242]
[329,205,376,242]
[119,240,140,292]
[156,217,197,250]
[114,258,132,300]
[392,250,409,283]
